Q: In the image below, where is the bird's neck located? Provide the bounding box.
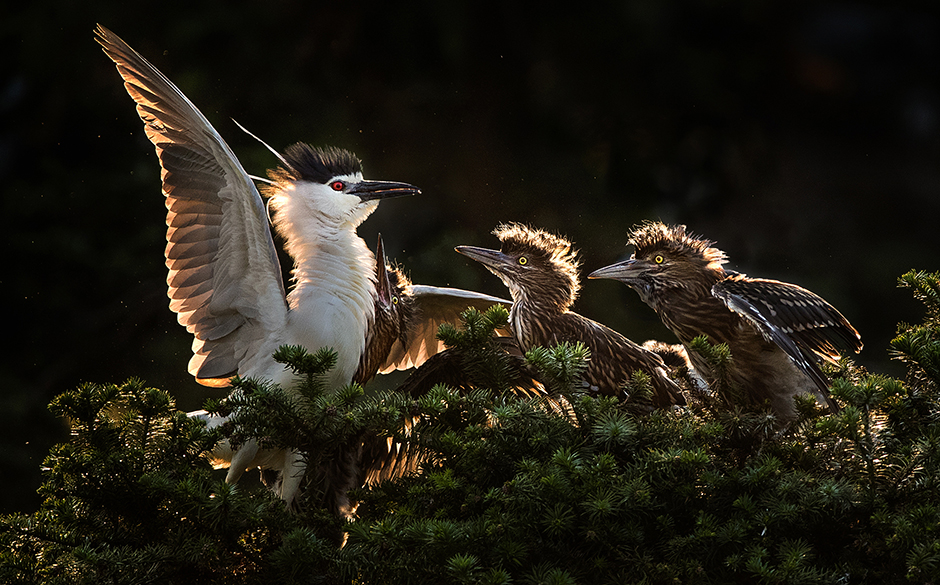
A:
[288,227,376,298]
[508,276,574,312]
[510,290,568,350]
[277,213,378,386]
[653,269,733,346]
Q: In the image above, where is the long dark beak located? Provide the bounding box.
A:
[587,259,641,282]
[349,180,420,201]
[455,245,510,273]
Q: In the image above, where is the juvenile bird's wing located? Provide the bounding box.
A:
[560,315,686,407]
[97,25,288,385]
[378,286,512,373]
[712,274,862,396]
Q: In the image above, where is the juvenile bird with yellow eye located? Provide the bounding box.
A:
[588,221,863,423]
[456,223,686,407]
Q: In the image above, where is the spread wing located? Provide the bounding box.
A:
[378,286,512,373]
[712,274,862,396]
[96,25,288,385]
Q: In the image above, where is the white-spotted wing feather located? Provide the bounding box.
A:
[712,275,860,407]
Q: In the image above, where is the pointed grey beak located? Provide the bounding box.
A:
[349,180,420,201]
[455,245,511,273]
[587,259,640,281]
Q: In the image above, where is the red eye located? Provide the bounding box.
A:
[330,180,345,191]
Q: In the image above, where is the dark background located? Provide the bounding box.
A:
[3,1,939,512]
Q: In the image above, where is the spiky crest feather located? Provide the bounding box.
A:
[264,144,363,188]
[628,222,727,273]
[385,262,414,297]
[493,223,581,309]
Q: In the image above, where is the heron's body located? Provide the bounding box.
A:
[275,203,377,389]
[589,222,863,422]
[97,23,516,512]
[646,272,830,416]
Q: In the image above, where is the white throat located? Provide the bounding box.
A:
[268,181,378,388]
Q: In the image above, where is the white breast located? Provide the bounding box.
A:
[282,234,376,389]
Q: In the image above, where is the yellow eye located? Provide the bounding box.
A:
[518,256,528,265]
[392,296,399,305]
[654,255,664,264]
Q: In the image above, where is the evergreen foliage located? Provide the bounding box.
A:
[4,273,940,583]
[0,380,299,584]
[435,305,523,393]
[210,345,417,535]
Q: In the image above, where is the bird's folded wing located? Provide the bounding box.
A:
[96,25,288,384]
[377,286,512,373]
[712,276,862,393]
[574,318,686,406]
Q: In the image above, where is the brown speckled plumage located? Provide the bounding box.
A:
[457,223,685,408]
[589,222,862,421]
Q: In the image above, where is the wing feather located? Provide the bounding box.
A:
[97,25,288,385]
[378,285,512,373]
[712,274,861,400]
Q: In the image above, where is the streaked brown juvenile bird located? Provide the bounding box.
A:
[588,221,863,421]
[456,223,686,408]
